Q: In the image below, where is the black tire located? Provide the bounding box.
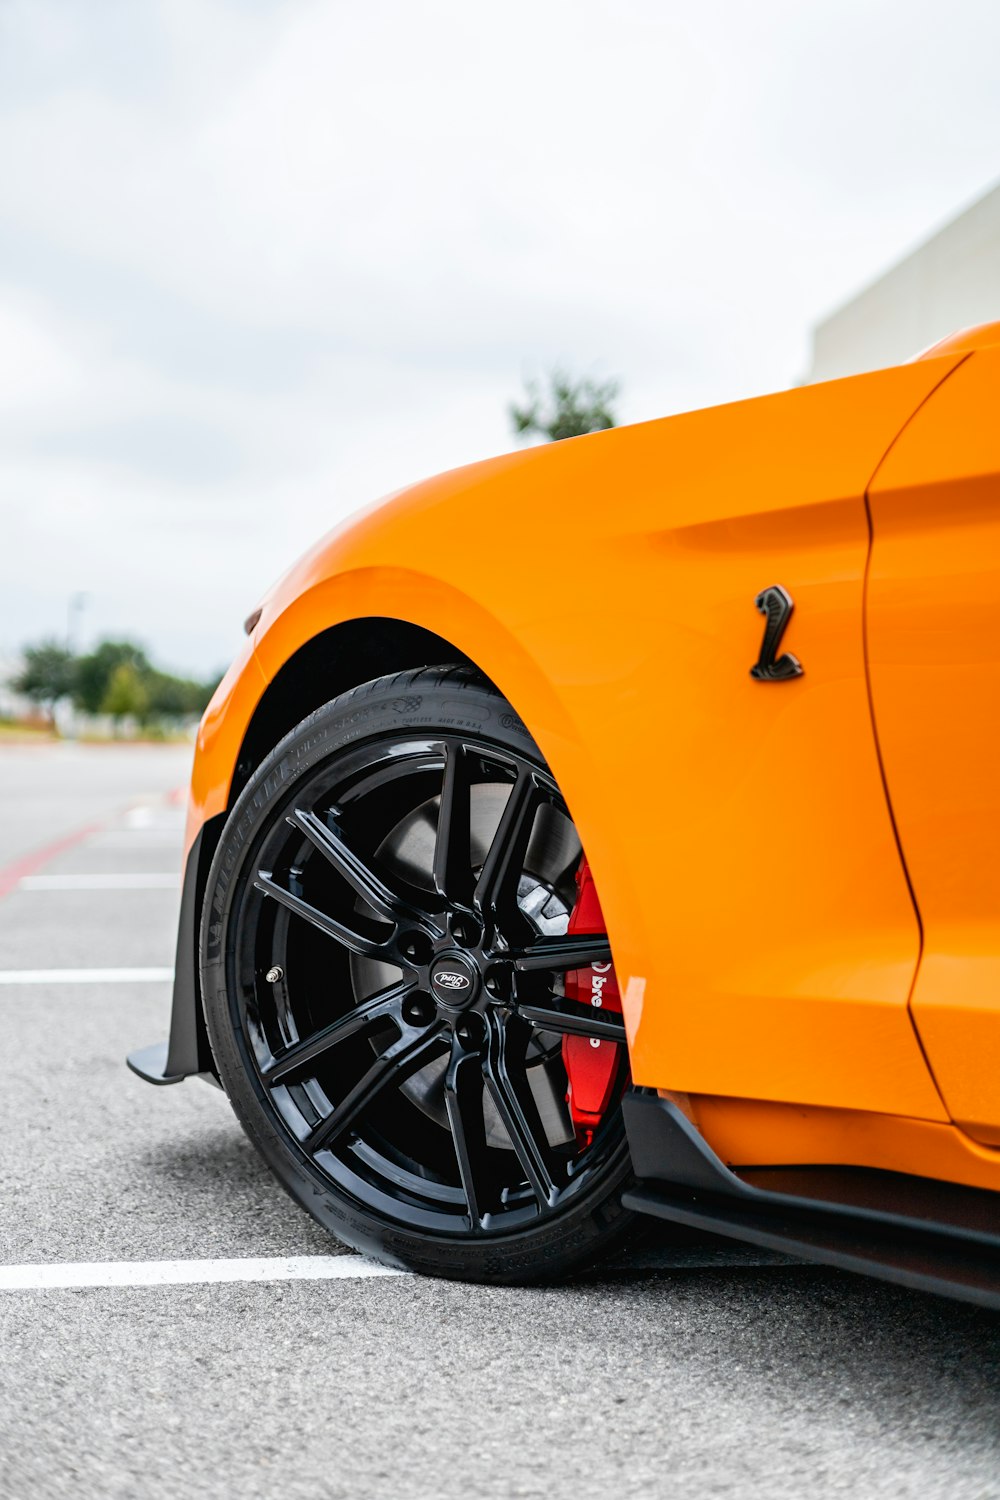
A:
[200,666,637,1282]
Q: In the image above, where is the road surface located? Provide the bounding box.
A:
[0,743,997,1498]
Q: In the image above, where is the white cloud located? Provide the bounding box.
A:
[1,0,999,671]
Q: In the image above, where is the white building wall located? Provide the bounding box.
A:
[807,181,1000,384]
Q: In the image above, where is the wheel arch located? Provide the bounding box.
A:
[228,614,479,811]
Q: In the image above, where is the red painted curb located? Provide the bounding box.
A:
[0,784,188,903]
[0,822,107,902]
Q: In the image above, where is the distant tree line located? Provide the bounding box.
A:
[12,639,220,731]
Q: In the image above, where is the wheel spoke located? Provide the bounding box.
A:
[473,767,539,931]
[444,1043,495,1229]
[253,871,392,959]
[433,743,475,905]
[511,933,612,972]
[518,1001,626,1042]
[288,807,438,934]
[262,981,411,1085]
[483,1011,560,1208]
[305,1025,447,1155]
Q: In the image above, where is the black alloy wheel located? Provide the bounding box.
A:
[201,667,637,1281]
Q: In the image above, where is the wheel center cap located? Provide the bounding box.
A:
[429,951,480,1010]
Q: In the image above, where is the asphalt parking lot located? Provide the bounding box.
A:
[1,743,999,1499]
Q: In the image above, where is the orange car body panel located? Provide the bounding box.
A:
[868,346,1000,1147]
[688,1093,1000,1195]
[184,324,1000,1194]
[185,638,267,860]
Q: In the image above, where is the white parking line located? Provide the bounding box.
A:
[0,1249,799,1291]
[126,807,184,831]
[0,968,174,985]
[0,1254,407,1290]
[89,832,183,848]
[19,874,178,891]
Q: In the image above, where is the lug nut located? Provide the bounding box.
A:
[402,994,435,1027]
[399,931,431,966]
[484,966,503,997]
[455,1013,486,1050]
[265,966,283,984]
[450,914,481,948]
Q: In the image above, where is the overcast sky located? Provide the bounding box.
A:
[2,0,999,676]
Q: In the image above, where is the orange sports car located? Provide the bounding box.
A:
[130,321,1000,1303]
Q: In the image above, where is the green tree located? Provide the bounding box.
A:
[15,633,219,733]
[74,640,150,716]
[144,669,216,721]
[101,662,149,732]
[12,641,77,724]
[510,369,620,443]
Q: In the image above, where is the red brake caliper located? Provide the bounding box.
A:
[562,858,622,1148]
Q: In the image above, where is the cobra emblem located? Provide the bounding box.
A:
[750,585,803,682]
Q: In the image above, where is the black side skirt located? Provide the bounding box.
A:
[622,1089,1000,1309]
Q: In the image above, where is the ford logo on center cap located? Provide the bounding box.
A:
[434,971,470,991]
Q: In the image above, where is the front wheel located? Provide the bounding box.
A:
[201,666,637,1281]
